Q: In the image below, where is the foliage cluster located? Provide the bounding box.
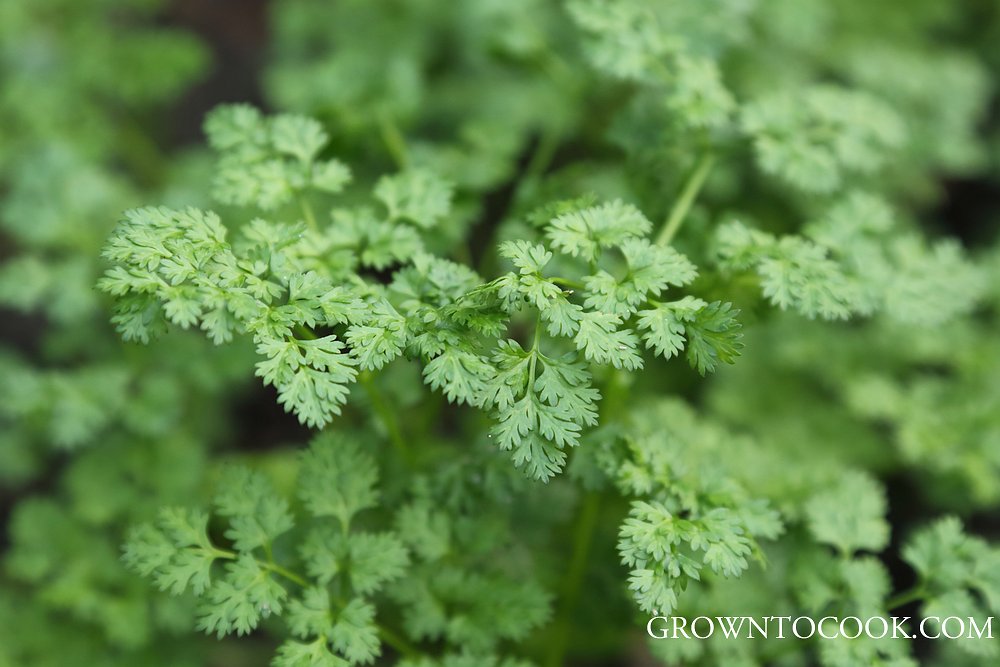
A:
[2,1,1000,666]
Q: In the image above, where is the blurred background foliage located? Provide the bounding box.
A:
[0,0,999,666]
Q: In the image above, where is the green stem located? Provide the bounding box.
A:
[214,548,310,587]
[116,112,166,187]
[545,492,601,667]
[550,277,584,291]
[294,325,318,341]
[529,313,543,379]
[377,109,409,169]
[267,562,309,588]
[378,625,421,659]
[516,130,560,202]
[298,195,319,232]
[887,585,926,611]
[359,371,410,463]
[219,547,422,657]
[655,153,715,247]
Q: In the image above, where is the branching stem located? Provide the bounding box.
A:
[217,547,421,657]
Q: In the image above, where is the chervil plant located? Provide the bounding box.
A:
[3,1,1000,667]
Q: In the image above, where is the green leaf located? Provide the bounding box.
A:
[716,220,864,320]
[348,532,410,595]
[214,467,294,552]
[123,507,220,596]
[485,342,600,481]
[312,160,353,194]
[582,238,696,317]
[805,472,889,556]
[274,639,348,667]
[256,335,358,428]
[375,169,453,228]
[667,56,735,129]
[682,301,744,375]
[271,114,328,163]
[618,500,754,615]
[204,104,266,152]
[396,501,451,562]
[301,527,346,585]
[329,598,380,665]
[298,436,379,530]
[423,348,494,407]
[546,199,652,262]
[197,554,287,638]
[287,586,333,639]
[741,86,906,192]
[573,311,643,370]
[346,301,407,371]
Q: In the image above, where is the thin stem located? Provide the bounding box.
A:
[378,625,421,659]
[550,276,584,291]
[298,195,319,232]
[359,371,410,463]
[529,313,543,379]
[887,585,927,611]
[213,548,310,587]
[117,113,167,186]
[294,325,318,341]
[220,547,422,657]
[377,109,408,169]
[267,562,309,588]
[545,491,601,667]
[655,153,715,247]
[516,130,560,203]
[211,532,429,664]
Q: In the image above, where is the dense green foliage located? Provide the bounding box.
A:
[2,1,1000,666]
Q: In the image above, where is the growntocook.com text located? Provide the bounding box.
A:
[647,615,995,641]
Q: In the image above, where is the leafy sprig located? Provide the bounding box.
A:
[100,107,742,480]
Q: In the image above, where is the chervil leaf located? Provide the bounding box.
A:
[329,598,380,665]
[204,106,349,209]
[204,104,267,152]
[582,238,696,317]
[287,586,334,639]
[347,532,410,595]
[546,200,652,262]
[270,114,328,163]
[573,311,643,370]
[667,55,735,129]
[805,472,889,556]
[274,639,349,667]
[214,467,294,552]
[256,335,358,428]
[298,436,378,530]
[123,507,221,596]
[618,500,756,615]
[716,220,864,320]
[374,169,453,228]
[741,86,906,192]
[484,342,599,481]
[346,301,407,371]
[682,301,743,375]
[497,240,583,335]
[196,554,287,638]
[422,348,494,407]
